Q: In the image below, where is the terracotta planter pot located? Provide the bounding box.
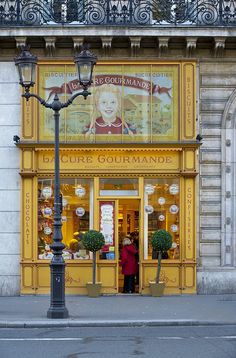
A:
[149,281,165,297]
[86,282,102,298]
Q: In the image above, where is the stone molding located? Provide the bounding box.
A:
[2,27,236,38]
[221,88,236,267]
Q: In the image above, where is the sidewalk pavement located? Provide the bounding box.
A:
[0,294,236,328]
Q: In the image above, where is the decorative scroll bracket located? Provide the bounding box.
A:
[44,37,56,57]
[130,37,141,57]
[158,37,169,57]
[73,37,84,54]
[186,37,197,58]
[214,37,226,58]
[101,37,113,57]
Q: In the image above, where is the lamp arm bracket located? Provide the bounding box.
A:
[22,89,91,109]
[22,93,52,109]
[62,89,91,108]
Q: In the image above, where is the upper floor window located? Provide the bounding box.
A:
[38,63,180,143]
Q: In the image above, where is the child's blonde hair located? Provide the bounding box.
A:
[86,84,122,134]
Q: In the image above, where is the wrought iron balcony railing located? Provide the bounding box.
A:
[0,0,235,27]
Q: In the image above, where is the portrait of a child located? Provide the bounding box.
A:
[85,84,136,136]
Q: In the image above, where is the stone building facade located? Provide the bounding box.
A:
[199,60,236,293]
[0,1,236,295]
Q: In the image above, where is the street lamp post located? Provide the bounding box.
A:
[15,45,97,319]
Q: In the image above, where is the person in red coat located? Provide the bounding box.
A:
[120,237,138,293]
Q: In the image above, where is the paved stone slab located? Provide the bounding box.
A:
[0,294,236,328]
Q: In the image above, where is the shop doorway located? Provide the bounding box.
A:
[118,199,140,293]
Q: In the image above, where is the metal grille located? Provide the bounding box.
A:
[0,0,235,26]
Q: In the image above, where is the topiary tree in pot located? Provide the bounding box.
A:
[150,229,173,296]
[81,230,105,297]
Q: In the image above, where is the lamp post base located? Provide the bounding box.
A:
[47,259,69,319]
[47,307,69,319]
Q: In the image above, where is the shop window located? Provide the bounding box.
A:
[144,178,180,260]
[38,178,93,260]
[99,178,138,196]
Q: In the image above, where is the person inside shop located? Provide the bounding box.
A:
[120,237,138,293]
[84,83,136,136]
[130,231,139,251]
[67,232,87,259]
[119,231,126,257]
[130,231,139,286]
[68,239,79,259]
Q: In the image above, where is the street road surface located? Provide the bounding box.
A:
[0,325,236,358]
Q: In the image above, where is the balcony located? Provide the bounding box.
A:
[0,0,235,27]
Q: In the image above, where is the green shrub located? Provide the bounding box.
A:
[151,229,172,253]
[151,230,172,284]
[81,230,105,253]
[81,230,105,284]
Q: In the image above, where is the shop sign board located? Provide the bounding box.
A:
[38,150,181,173]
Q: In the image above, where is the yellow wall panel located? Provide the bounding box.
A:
[184,178,196,261]
[22,149,34,171]
[22,178,34,260]
[66,265,92,287]
[22,98,36,140]
[37,266,50,287]
[184,266,195,287]
[143,264,180,289]
[99,265,117,287]
[182,63,196,140]
[184,149,196,172]
[182,265,196,294]
[143,266,156,287]
[22,265,34,287]
[162,267,180,288]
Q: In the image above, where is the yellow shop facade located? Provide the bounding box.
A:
[19,60,197,295]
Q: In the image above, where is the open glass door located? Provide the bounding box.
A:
[97,198,140,294]
[118,199,140,293]
[96,178,141,294]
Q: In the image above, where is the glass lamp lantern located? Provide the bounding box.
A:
[74,45,97,88]
[14,47,38,89]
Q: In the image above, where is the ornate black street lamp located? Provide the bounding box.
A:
[15,45,97,319]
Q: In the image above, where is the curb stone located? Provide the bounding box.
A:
[1,320,236,328]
